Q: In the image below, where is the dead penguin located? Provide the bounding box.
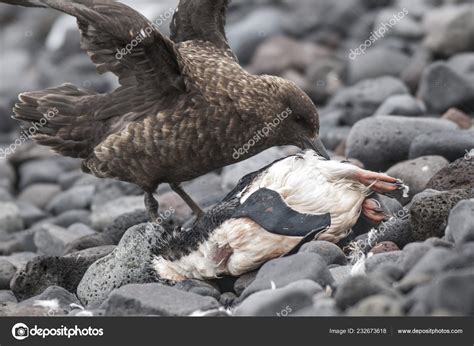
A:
[150,150,404,283]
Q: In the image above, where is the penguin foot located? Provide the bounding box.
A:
[353,169,399,194]
[362,198,389,223]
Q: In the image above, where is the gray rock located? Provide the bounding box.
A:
[375,194,405,216]
[241,252,333,300]
[446,199,474,244]
[0,290,17,303]
[397,242,433,273]
[334,275,397,310]
[424,238,454,249]
[89,179,142,209]
[369,241,400,255]
[234,280,322,317]
[18,157,79,189]
[65,210,149,253]
[77,223,161,307]
[305,56,345,105]
[427,156,474,191]
[17,183,62,209]
[0,259,16,289]
[386,156,449,201]
[448,53,474,82]
[219,292,237,307]
[16,201,47,228]
[364,251,402,274]
[7,143,54,166]
[401,46,432,92]
[329,265,352,285]
[410,189,472,241]
[227,7,285,64]
[374,94,426,117]
[417,62,474,114]
[64,233,114,255]
[18,286,81,316]
[249,35,331,76]
[234,270,257,297]
[423,4,474,57]
[173,280,221,300]
[346,116,457,171]
[320,126,351,151]
[409,130,474,162]
[0,187,13,202]
[10,246,113,301]
[0,229,36,256]
[347,294,404,316]
[409,269,474,316]
[376,8,423,39]
[182,172,227,210]
[370,264,405,285]
[349,47,410,84]
[103,283,220,316]
[103,209,149,242]
[319,108,345,128]
[398,246,474,291]
[64,245,116,262]
[282,0,362,38]
[46,185,95,215]
[441,108,473,130]
[34,223,96,256]
[90,196,145,230]
[0,48,33,103]
[327,77,409,126]
[357,212,414,251]
[57,170,83,190]
[294,291,341,316]
[0,252,37,269]
[0,202,24,233]
[49,210,91,228]
[299,241,347,265]
[0,160,15,191]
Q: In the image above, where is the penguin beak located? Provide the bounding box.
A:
[301,136,331,160]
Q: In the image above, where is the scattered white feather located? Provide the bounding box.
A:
[351,256,367,276]
[402,185,410,198]
[75,310,94,317]
[69,303,85,310]
[189,307,232,317]
[346,240,366,264]
[367,227,380,248]
[33,299,60,311]
[270,281,276,290]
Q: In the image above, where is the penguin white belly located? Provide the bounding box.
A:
[152,152,370,281]
[152,220,302,281]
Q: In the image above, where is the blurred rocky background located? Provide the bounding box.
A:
[0,0,473,317]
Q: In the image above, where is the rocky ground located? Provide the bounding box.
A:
[0,0,473,316]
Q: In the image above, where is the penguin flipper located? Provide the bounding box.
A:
[232,188,331,238]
